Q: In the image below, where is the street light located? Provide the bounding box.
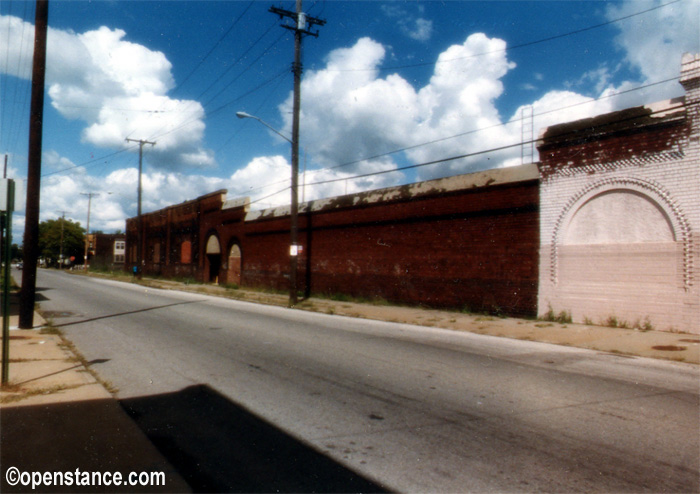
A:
[237,111,300,306]
[236,112,293,144]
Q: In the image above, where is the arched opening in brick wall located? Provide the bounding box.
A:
[557,188,681,326]
[227,244,242,286]
[205,234,222,284]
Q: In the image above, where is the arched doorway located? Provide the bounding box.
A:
[205,235,221,284]
[227,244,242,286]
[556,188,680,324]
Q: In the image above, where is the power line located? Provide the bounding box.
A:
[318,76,681,174]
[335,0,683,73]
[40,147,135,178]
[198,20,280,105]
[240,76,683,201]
[201,28,286,109]
[302,100,686,189]
[38,69,291,179]
[138,20,285,145]
[173,0,256,95]
[149,67,290,143]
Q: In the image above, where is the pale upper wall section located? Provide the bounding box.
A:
[564,190,675,245]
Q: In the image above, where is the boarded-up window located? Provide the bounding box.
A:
[153,243,161,264]
[228,244,242,285]
[181,241,192,264]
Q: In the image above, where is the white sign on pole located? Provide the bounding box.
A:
[0,179,15,213]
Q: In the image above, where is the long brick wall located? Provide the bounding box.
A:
[126,54,699,332]
[128,166,541,317]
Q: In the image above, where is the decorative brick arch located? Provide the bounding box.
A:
[550,177,693,288]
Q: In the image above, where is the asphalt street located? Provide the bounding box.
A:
[33,269,700,492]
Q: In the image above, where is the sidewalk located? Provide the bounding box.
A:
[0,294,190,493]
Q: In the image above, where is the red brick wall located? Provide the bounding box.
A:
[538,106,687,179]
[233,181,539,316]
[130,178,540,317]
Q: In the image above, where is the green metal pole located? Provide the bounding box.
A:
[2,181,15,384]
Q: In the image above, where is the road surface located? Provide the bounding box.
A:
[31,269,700,492]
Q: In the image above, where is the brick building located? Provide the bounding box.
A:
[126,54,699,333]
[91,233,127,271]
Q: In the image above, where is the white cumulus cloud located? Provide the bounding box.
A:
[0,15,214,170]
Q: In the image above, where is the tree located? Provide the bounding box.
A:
[11,243,22,261]
[38,218,85,266]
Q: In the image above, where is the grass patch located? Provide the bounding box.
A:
[540,305,572,324]
[53,333,120,395]
[0,383,82,404]
[605,315,620,328]
[39,319,60,335]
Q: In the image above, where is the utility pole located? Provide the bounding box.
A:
[81,193,98,273]
[125,138,155,279]
[58,211,66,269]
[269,0,325,306]
[20,0,49,329]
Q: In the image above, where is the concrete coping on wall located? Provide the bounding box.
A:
[222,196,251,211]
[243,163,539,221]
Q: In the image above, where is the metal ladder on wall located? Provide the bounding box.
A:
[521,105,534,165]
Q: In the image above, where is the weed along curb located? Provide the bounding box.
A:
[82,270,699,365]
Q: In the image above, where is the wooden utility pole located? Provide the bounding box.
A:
[80,194,98,272]
[20,0,49,329]
[58,211,66,269]
[269,0,325,306]
[125,138,155,279]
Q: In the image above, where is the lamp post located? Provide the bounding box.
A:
[236,111,299,306]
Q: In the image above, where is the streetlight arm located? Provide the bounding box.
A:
[236,111,293,144]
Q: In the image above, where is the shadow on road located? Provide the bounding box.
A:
[1,398,187,493]
[50,301,203,328]
[120,385,388,493]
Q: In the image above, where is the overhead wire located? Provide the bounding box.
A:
[302,100,687,189]
[125,5,277,144]
[198,20,280,105]
[215,67,290,154]
[229,0,687,201]
[0,0,14,149]
[239,74,682,198]
[173,0,256,95]
[1,1,34,167]
[334,0,684,73]
[30,0,686,199]
[148,66,290,144]
[319,76,682,174]
[139,19,284,146]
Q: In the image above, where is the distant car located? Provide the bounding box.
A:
[16,262,23,270]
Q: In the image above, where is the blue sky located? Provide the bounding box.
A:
[1,0,698,234]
